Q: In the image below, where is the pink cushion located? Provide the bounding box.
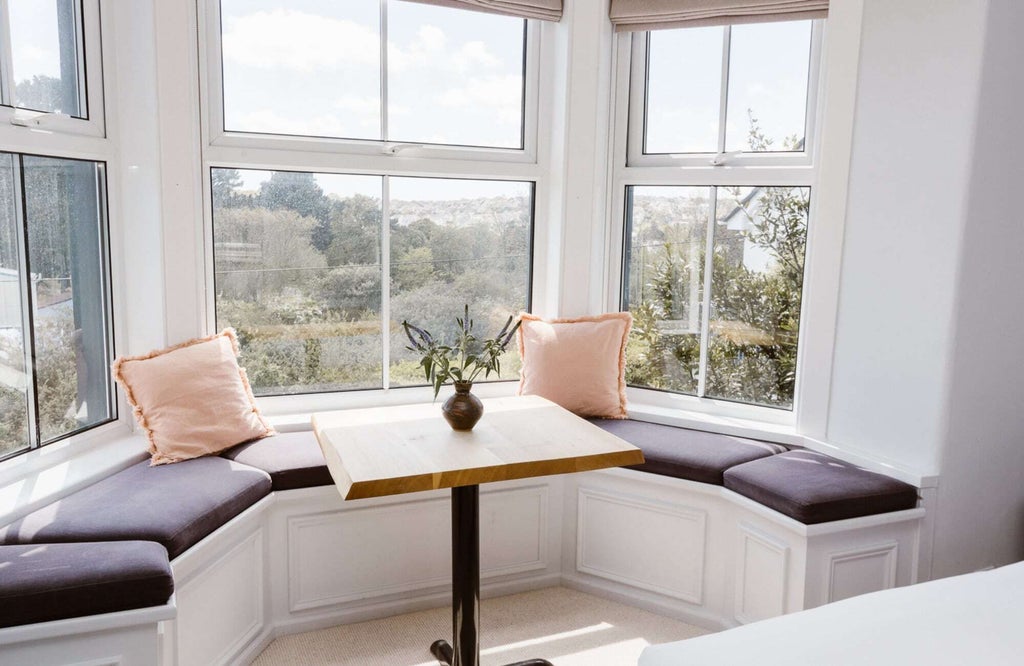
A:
[112,330,274,465]
[517,313,632,419]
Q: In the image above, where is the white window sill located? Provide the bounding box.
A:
[0,422,149,525]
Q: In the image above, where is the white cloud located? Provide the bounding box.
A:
[230,109,378,138]
[452,42,500,72]
[388,24,448,72]
[334,95,380,115]
[435,75,522,109]
[222,10,378,71]
[418,26,447,52]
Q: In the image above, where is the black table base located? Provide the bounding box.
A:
[431,485,554,666]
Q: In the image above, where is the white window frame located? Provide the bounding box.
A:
[200,0,540,164]
[196,0,550,414]
[0,0,106,138]
[626,22,823,169]
[0,0,123,466]
[607,21,827,427]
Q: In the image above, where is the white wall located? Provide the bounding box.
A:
[110,0,166,355]
[826,0,1024,578]
[825,0,987,477]
[930,0,1024,578]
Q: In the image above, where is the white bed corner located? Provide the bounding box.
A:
[640,561,1024,666]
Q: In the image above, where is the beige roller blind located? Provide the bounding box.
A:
[401,0,562,22]
[610,0,827,31]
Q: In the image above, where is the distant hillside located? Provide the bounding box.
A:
[388,196,530,227]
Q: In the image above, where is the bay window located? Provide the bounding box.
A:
[615,19,823,412]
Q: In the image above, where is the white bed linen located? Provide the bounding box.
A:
[640,561,1024,666]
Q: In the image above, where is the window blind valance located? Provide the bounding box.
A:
[402,0,562,22]
[609,0,827,32]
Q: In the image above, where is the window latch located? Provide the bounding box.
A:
[710,151,742,166]
[10,110,68,129]
[383,143,423,155]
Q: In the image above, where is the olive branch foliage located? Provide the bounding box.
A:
[402,305,521,398]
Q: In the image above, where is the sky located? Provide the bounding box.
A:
[8,0,69,110]
[10,1,810,193]
[646,20,812,154]
[220,0,525,148]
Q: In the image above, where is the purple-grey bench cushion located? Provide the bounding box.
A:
[590,418,787,485]
[0,457,271,559]
[221,431,334,491]
[723,450,919,524]
[0,541,173,628]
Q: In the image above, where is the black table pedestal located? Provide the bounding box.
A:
[430,485,554,666]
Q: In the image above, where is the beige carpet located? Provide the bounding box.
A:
[253,587,709,665]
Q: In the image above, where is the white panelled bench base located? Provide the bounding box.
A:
[1,466,922,665]
[562,468,924,630]
[162,478,563,666]
[0,601,175,666]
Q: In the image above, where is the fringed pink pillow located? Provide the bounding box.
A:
[517,312,632,419]
[112,329,274,465]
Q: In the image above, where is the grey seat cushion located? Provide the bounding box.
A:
[0,541,173,628]
[0,457,271,559]
[221,431,334,491]
[590,419,787,485]
[723,450,919,524]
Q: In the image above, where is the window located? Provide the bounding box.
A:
[214,0,530,150]
[211,169,532,396]
[202,0,541,401]
[617,20,821,411]
[0,0,104,135]
[0,153,114,459]
[640,21,813,157]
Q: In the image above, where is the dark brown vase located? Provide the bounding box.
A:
[442,381,483,431]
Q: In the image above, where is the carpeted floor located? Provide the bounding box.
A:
[253,587,710,665]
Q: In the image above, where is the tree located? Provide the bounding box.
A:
[257,171,333,252]
[14,75,63,114]
[211,169,250,209]
[624,113,808,408]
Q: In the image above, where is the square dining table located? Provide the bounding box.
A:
[312,394,644,666]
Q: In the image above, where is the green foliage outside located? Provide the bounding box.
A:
[213,170,530,395]
[624,116,808,409]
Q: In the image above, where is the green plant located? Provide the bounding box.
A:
[402,305,521,398]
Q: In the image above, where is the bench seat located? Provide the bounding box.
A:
[0,457,271,559]
[723,450,919,524]
[590,418,787,485]
[0,541,173,628]
[222,431,333,491]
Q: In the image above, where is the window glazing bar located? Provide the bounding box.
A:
[696,186,717,397]
[380,0,389,142]
[381,175,391,389]
[715,26,731,156]
[0,0,15,107]
[12,155,40,448]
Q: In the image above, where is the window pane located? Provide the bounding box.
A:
[622,186,710,394]
[22,156,112,441]
[0,155,29,456]
[724,21,812,153]
[388,177,531,387]
[220,0,381,140]
[644,28,723,154]
[705,186,809,408]
[9,0,84,117]
[212,168,384,395]
[387,2,525,148]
